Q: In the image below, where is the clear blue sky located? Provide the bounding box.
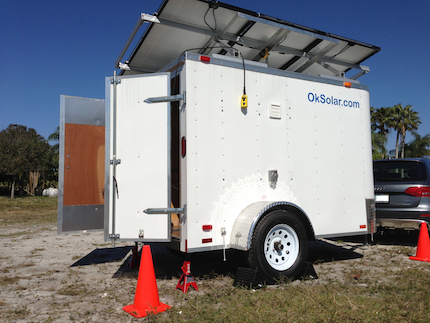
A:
[1,0,429,153]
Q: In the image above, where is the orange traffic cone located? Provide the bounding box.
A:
[410,222,430,262]
[123,245,170,318]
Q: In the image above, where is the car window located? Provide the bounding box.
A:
[373,161,427,181]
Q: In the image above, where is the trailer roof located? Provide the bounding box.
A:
[117,0,380,79]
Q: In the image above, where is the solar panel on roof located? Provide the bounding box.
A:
[117,0,380,79]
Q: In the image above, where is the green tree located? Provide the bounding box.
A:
[48,126,59,153]
[391,104,421,158]
[371,106,394,159]
[46,126,60,187]
[404,132,430,158]
[0,124,55,198]
[371,130,386,160]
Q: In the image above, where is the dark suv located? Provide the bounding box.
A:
[373,156,430,230]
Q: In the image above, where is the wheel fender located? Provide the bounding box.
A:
[230,201,313,251]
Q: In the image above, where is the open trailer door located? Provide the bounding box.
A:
[58,95,105,234]
[105,72,172,243]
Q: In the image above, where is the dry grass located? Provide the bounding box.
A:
[1,196,430,322]
[149,266,430,323]
[0,195,57,227]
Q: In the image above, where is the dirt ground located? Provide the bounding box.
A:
[0,224,426,322]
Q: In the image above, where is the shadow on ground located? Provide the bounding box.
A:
[70,246,133,267]
[109,240,364,282]
[307,240,363,264]
[329,230,420,247]
[373,230,419,246]
[70,231,417,283]
[68,239,366,281]
[112,244,250,280]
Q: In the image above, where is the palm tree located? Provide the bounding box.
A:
[48,126,59,152]
[391,104,420,158]
[371,106,395,159]
[41,126,60,188]
[404,132,430,157]
[371,130,387,159]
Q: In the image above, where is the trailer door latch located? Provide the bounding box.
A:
[144,92,186,104]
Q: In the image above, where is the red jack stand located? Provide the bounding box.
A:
[127,243,141,269]
[176,261,198,293]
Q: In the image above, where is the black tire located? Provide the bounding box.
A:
[248,209,308,283]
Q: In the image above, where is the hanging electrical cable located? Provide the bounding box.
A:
[203,1,218,31]
[147,42,248,111]
[239,51,247,108]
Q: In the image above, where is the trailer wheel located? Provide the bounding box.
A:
[248,210,308,282]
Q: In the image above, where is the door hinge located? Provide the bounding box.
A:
[110,159,121,165]
[111,77,121,85]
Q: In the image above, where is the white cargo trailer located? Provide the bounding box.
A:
[58,0,379,281]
